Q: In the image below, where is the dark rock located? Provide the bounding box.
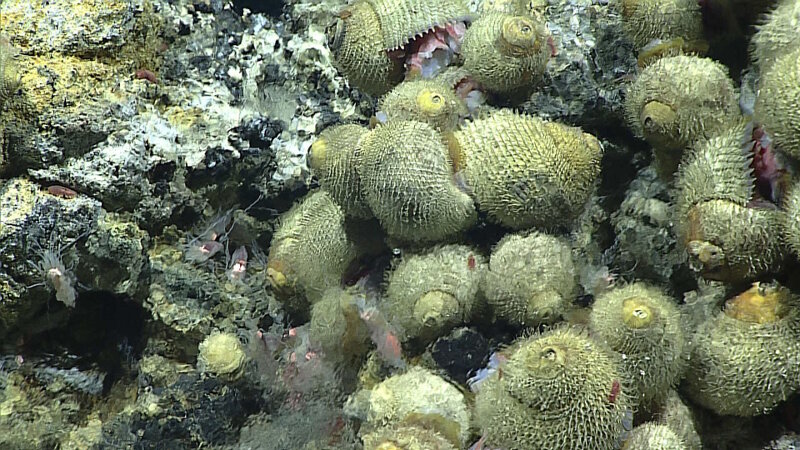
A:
[232,0,284,18]
[234,116,284,151]
[101,372,264,449]
[430,327,490,386]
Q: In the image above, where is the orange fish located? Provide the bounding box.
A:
[359,307,405,368]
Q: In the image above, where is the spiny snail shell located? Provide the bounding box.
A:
[378,78,468,133]
[308,287,372,365]
[656,390,703,450]
[197,332,247,381]
[624,55,740,178]
[361,425,458,450]
[615,0,703,51]
[674,125,788,282]
[685,282,800,416]
[383,244,485,343]
[480,0,546,15]
[754,45,800,161]
[622,423,687,450]
[358,120,476,243]
[474,327,631,450]
[682,200,787,282]
[673,122,754,224]
[328,0,471,95]
[309,123,373,219]
[460,12,551,93]
[453,109,602,229]
[358,366,471,447]
[750,0,800,71]
[364,0,472,51]
[482,230,577,327]
[328,1,404,96]
[267,190,363,308]
[590,282,687,407]
[782,180,800,259]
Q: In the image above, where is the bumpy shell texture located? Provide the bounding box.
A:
[683,200,786,281]
[308,287,371,364]
[361,424,457,450]
[750,0,800,71]
[455,109,602,229]
[657,390,703,450]
[460,12,551,92]
[754,45,800,161]
[384,244,485,343]
[309,123,372,218]
[673,123,754,222]
[625,55,740,176]
[674,125,788,281]
[623,423,687,450]
[359,120,476,243]
[783,180,800,259]
[267,190,362,306]
[483,231,577,326]
[474,327,631,450]
[197,332,247,381]
[360,366,471,446]
[685,282,800,416]
[364,0,472,51]
[590,283,687,407]
[328,1,404,96]
[378,78,468,133]
[616,0,703,50]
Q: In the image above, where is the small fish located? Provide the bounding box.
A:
[204,210,233,242]
[256,329,284,356]
[184,240,224,263]
[227,245,248,281]
[361,308,405,367]
[47,185,78,199]
[355,296,405,368]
